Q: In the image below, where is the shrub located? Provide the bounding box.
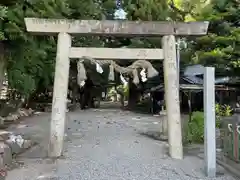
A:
[215,103,233,128]
[184,104,233,144]
[185,111,204,143]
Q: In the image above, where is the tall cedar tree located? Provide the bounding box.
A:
[189,0,240,76]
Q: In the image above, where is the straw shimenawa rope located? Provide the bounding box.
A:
[132,68,139,84]
[76,56,158,86]
[108,61,115,81]
[77,60,87,84]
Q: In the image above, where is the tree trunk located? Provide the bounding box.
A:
[127,78,140,109]
[115,86,124,107]
[71,83,79,107]
[0,42,6,95]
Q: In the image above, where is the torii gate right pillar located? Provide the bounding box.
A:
[162,35,183,159]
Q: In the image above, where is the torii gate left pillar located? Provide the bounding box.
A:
[50,32,71,156]
[24,18,209,159]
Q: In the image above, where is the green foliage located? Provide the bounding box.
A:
[185,104,233,144]
[126,0,169,21]
[123,84,129,98]
[185,111,204,143]
[186,0,240,76]
[167,0,211,21]
[0,5,7,40]
[117,84,129,98]
[2,0,206,100]
[215,103,233,128]
[1,0,237,102]
[0,6,7,20]
[2,0,109,98]
[1,0,70,98]
[107,84,129,101]
[108,87,116,97]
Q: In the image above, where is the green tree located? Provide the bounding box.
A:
[187,0,240,76]
[1,0,117,103]
[0,0,215,105]
[0,1,60,99]
[168,0,210,21]
[0,5,8,91]
[0,0,82,101]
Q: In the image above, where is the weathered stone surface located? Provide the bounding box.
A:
[0,132,33,158]
[17,109,28,116]
[24,18,209,36]
[4,134,33,154]
[23,140,33,149]
[48,32,71,158]
[6,141,21,154]
[0,131,11,141]
[4,114,19,122]
[69,48,164,60]
[162,35,183,159]
[0,108,34,125]
[0,142,12,167]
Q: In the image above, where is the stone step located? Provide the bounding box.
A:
[0,131,34,174]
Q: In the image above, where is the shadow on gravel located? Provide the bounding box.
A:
[138,131,168,142]
[17,143,49,159]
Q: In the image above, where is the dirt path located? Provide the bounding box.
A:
[5,103,236,180]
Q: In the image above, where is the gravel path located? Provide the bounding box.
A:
[5,105,237,180]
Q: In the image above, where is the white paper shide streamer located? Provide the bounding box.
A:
[132,69,139,84]
[120,74,128,86]
[96,62,103,74]
[140,68,147,82]
[108,62,115,81]
[77,60,87,86]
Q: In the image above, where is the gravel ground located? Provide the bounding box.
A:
[5,104,237,180]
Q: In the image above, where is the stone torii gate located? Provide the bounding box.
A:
[24,18,209,160]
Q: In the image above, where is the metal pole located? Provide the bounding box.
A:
[204,67,216,177]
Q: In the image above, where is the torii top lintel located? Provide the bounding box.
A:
[24,18,209,36]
